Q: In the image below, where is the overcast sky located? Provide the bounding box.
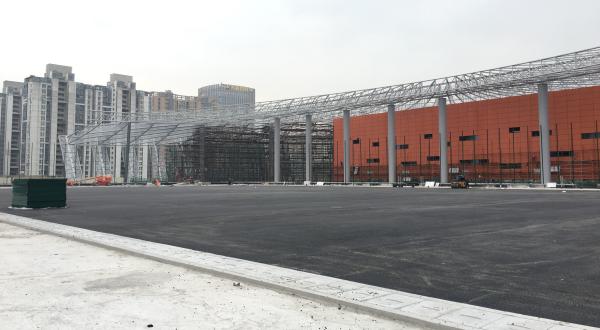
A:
[1,0,599,101]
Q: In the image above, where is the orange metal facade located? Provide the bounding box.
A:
[333,86,600,184]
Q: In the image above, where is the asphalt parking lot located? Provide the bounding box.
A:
[2,185,600,326]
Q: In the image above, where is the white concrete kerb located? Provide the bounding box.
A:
[0,212,594,330]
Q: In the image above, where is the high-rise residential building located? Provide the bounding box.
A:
[48,65,77,177]
[150,90,200,113]
[106,74,137,181]
[20,64,76,177]
[1,64,252,182]
[198,83,255,109]
[4,67,144,179]
[74,83,113,178]
[135,91,153,181]
[0,92,5,176]
[108,74,136,117]
[0,81,24,176]
[21,75,53,176]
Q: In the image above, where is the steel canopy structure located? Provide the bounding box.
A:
[68,46,600,147]
[61,46,600,185]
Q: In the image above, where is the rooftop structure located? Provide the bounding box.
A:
[69,46,600,146]
[61,46,600,186]
[198,83,255,110]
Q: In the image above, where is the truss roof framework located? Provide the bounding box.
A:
[68,46,600,146]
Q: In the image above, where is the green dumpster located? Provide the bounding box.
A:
[12,178,67,208]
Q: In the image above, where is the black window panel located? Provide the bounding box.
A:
[459,135,478,141]
[396,144,409,150]
[401,161,417,166]
[366,158,380,164]
[352,138,360,144]
[372,141,379,147]
[75,104,85,124]
[550,150,574,157]
[427,155,440,161]
[423,133,433,139]
[509,127,520,133]
[531,130,552,137]
[500,163,522,169]
[76,86,86,103]
[581,132,600,139]
[460,159,489,165]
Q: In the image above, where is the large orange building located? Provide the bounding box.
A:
[333,86,600,185]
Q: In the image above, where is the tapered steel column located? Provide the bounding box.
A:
[305,114,312,182]
[538,83,551,185]
[343,110,351,183]
[438,97,448,184]
[273,117,281,183]
[387,104,396,183]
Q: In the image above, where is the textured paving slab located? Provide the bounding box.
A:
[1,213,595,330]
[0,221,411,329]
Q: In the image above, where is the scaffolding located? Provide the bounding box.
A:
[279,122,333,183]
[162,125,269,183]
[152,123,333,184]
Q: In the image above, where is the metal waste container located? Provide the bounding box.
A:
[12,178,67,208]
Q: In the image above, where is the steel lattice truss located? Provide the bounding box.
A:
[68,46,600,146]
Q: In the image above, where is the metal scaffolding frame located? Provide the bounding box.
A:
[143,123,333,184]
[68,46,600,147]
[61,46,600,183]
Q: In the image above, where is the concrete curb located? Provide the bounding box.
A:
[0,212,595,330]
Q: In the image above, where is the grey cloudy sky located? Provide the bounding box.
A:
[2,0,599,101]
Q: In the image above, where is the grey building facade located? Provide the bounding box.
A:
[20,65,76,177]
[0,92,5,175]
[198,83,255,109]
[0,81,24,176]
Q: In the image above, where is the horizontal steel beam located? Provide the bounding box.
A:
[68,46,600,146]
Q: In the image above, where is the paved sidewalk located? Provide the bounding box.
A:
[2,213,595,330]
[0,222,413,329]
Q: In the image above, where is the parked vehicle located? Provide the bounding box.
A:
[450,175,469,189]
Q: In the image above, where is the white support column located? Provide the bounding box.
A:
[438,97,448,184]
[305,114,312,182]
[343,110,351,184]
[114,146,122,180]
[538,83,551,185]
[273,117,281,183]
[141,145,148,181]
[387,104,396,184]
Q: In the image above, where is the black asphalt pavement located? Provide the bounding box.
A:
[2,185,600,326]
